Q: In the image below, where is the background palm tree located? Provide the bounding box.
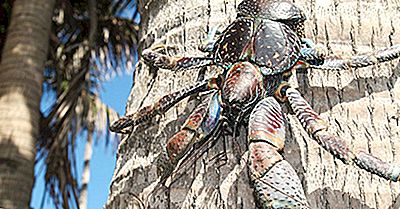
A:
[0,0,56,208]
[0,0,139,208]
[37,0,139,208]
[106,0,400,208]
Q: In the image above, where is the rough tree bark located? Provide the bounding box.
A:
[0,0,55,208]
[106,0,400,208]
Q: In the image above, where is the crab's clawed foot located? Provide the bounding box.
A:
[109,107,153,134]
[109,116,134,134]
[141,48,214,71]
[142,49,179,69]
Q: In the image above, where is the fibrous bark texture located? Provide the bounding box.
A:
[106,0,400,208]
[0,0,55,208]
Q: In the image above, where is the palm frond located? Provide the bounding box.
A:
[50,0,140,79]
[39,82,121,209]
[38,0,139,208]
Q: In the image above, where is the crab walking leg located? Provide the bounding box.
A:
[285,88,400,182]
[109,78,220,133]
[167,92,222,163]
[248,97,310,209]
[142,49,214,70]
[309,44,400,70]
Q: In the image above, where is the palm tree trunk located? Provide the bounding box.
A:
[79,127,94,209]
[107,0,400,208]
[79,1,97,207]
[0,0,55,208]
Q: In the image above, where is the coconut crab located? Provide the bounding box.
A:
[110,0,400,208]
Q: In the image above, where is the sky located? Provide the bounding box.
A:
[31,73,133,209]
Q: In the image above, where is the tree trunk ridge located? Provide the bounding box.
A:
[106,0,400,209]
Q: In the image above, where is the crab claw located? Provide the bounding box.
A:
[141,49,158,63]
[141,49,178,69]
[109,116,132,134]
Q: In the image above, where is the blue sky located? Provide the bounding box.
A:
[31,73,133,209]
